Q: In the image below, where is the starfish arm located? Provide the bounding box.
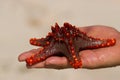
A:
[29,36,52,47]
[75,37,116,50]
[26,43,74,66]
[89,39,115,48]
[26,45,55,66]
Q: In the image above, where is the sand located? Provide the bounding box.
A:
[0,0,120,80]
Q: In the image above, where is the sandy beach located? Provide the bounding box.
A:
[0,0,120,80]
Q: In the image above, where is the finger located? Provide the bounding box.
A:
[18,48,41,62]
[45,56,71,69]
[28,56,71,69]
[79,26,91,32]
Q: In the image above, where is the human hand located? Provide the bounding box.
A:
[18,25,120,69]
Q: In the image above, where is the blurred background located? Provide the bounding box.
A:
[0,0,120,80]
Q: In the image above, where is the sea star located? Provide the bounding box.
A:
[26,22,116,69]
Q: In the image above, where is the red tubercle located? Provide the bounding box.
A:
[107,38,116,45]
[100,38,116,47]
[30,38,38,45]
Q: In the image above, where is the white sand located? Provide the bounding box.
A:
[0,0,120,80]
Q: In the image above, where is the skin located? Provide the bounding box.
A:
[18,25,120,69]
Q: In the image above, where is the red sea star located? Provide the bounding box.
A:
[26,22,116,69]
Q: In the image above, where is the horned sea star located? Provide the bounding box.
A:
[26,22,116,69]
